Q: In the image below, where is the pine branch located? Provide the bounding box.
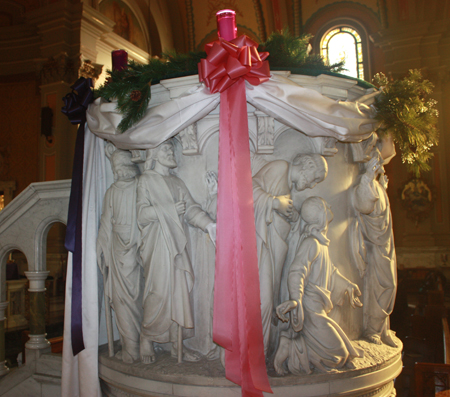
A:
[373,69,439,177]
[94,30,353,133]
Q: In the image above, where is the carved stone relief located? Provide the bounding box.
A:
[136,140,215,363]
[351,148,398,347]
[310,136,338,156]
[39,52,79,86]
[274,196,363,375]
[177,123,199,155]
[253,153,328,355]
[97,147,143,363]
[95,119,398,385]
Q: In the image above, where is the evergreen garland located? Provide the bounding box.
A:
[95,31,349,133]
[96,51,206,132]
[258,30,344,71]
[95,32,439,175]
[373,70,439,177]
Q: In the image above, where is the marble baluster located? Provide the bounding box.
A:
[24,271,51,350]
[0,301,9,377]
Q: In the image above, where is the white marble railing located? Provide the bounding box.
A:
[0,179,71,295]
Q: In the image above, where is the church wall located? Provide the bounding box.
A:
[302,0,380,25]
[0,75,40,196]
[369,0,450,259]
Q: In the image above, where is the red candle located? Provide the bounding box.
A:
[216,9,237,41]
[112,49,128,71]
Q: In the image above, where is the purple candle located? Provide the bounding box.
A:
[112,49,128,71]
[216,9,237,41]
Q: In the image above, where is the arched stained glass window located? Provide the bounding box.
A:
[321,26,364,80]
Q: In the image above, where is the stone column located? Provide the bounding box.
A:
[24,271,51,350]
[0,301,9,377]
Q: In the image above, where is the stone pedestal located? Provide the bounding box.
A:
[0,301,10,377]
[24,271,51,350]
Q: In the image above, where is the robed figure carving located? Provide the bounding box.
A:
[137,140,216,363]
[252,153,328,355]
[353,149,397,347]
[275,197,363,375]
[97,148,143,363]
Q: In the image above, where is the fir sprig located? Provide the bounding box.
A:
[95,30,348,133]
[259,29,345,73]
[373,70,439,176]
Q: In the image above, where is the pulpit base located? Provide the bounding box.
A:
[99,337,402,397]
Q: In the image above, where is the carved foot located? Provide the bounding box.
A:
[206,345,220,361]
[140,336,156,364]
[274,360,288,376]
[171,344,201,362]
[220,346,225,368]
[366,334,383,345]
[274,336,290,376]
[382,331,398,347]
[345,360,357,370]
[116,349,134,364]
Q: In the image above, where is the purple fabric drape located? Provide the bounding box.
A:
[61,77,93,355]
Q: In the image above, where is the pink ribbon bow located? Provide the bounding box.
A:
[199,35,273,397]
[199,35,270,93]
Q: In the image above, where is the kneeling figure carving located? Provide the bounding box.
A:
[275,196,364,375]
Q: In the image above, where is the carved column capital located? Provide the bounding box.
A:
[79,59,104,84]
[255,111,275,154]
[178,123,199,155]
[24,271,50,292]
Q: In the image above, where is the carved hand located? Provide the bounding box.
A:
[347,283,363,309]
[175,200,186,215]
[365,156,380,181]
[276,300,298,323]
[273,195,294,218]
[96,247,105,274]
[205,171,218,196]
[206,222,217,246]
[290,208,300,222]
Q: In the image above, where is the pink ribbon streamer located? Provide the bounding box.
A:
[199,35,272,397]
